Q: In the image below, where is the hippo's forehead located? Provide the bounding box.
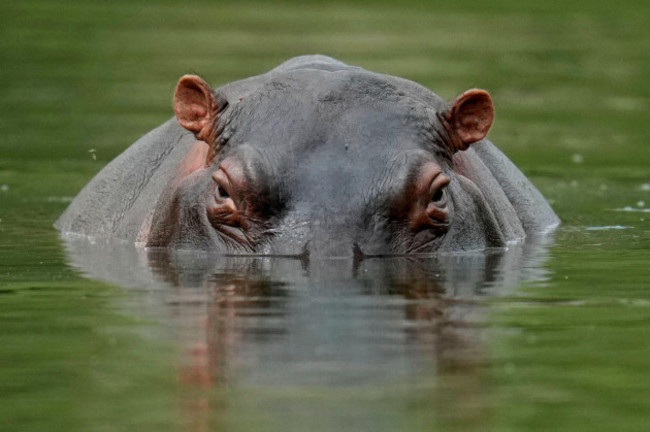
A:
[221,69,442,151]
[217,72,446,211]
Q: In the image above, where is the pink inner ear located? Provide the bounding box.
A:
[186,103,207,121]
[174,75,213,133]
[451,89,494,146]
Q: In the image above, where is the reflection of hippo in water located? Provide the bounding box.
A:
[61,233,555,387]
[56,55,558,256]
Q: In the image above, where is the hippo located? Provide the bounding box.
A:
[55,55,559,257]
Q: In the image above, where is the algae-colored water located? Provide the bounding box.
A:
[1,1,649,431]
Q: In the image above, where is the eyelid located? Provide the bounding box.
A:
[212,168,231,190]
[429,173,450,196]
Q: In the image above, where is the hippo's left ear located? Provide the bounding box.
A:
[174,75,219,146]
[441,89,494,152]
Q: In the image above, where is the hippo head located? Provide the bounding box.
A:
[147,67,501,257]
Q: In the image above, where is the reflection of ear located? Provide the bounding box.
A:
[442,89,494,152]
[173,75,218,145]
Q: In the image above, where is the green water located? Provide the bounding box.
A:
[1,1,649,431]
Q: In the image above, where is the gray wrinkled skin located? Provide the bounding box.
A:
[56,55,559,257]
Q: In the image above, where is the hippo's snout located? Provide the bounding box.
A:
[303,237,362,260]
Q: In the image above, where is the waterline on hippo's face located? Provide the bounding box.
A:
[55,56,559,256]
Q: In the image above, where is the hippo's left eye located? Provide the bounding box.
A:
[428,174,449,206]
[422,172,450,226]
[406,165,451,232]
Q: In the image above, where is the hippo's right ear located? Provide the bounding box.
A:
[173,75,219,146]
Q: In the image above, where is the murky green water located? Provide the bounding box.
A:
[1,1,649,431]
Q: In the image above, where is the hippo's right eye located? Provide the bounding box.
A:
[208,168,248,229]
[217,184,230,199]
[431,188,444,203]
[206,154,274,240]
[212,168,235,203]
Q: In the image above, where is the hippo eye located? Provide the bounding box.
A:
[208,170,248,231]
[217,184,230,199]
[429,175,450,207]
[431,188,444,203]
[406,164,450,231]
[212,169,234,203]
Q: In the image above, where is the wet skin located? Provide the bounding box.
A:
[56,55,559,257]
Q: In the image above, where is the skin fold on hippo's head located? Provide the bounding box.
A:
[145,65,511,258]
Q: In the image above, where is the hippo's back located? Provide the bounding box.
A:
[55,119,196,241]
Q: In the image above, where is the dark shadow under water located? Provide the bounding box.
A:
[61,235,555,391]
